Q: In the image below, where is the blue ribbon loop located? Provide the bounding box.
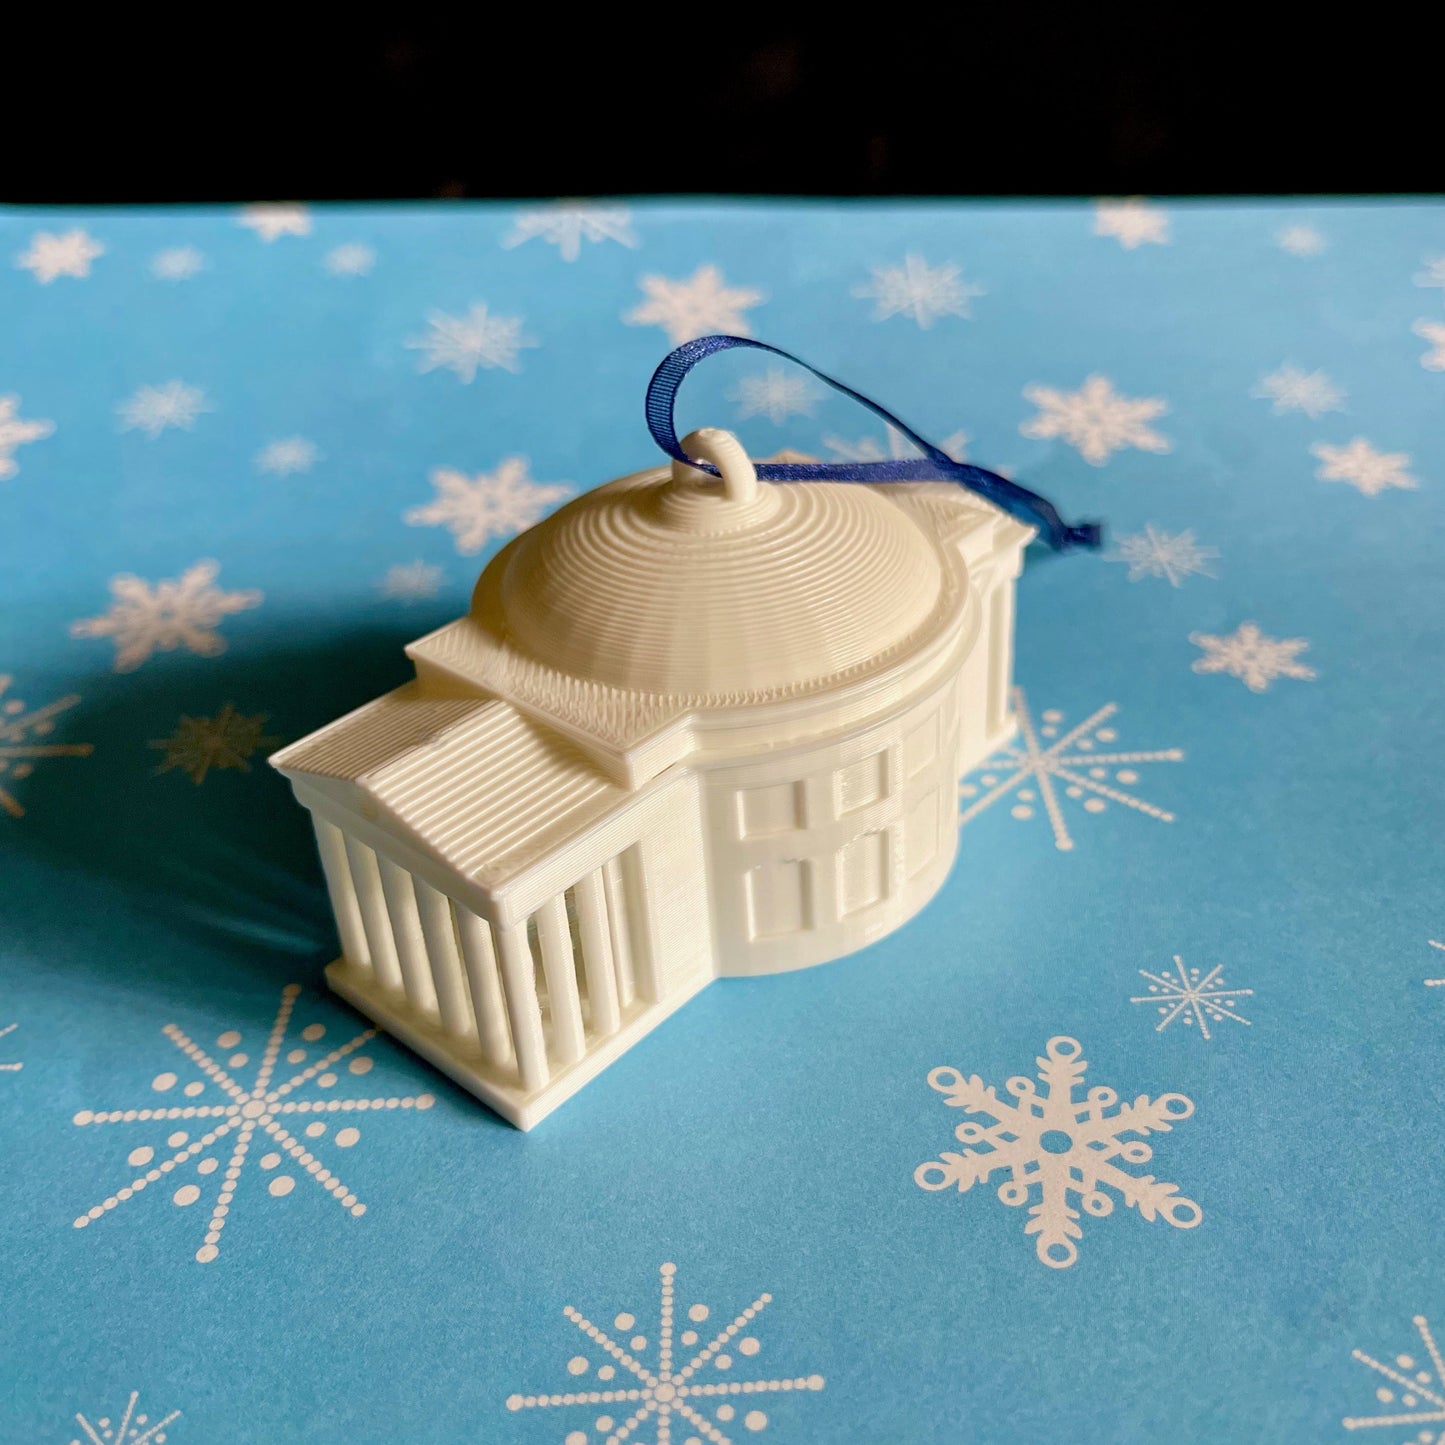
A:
[645,335,1102,553]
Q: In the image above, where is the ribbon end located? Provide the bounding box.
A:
[1064,521,1104,552]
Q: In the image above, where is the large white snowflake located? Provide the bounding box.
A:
[1342,1313,1445,1433]
[1413,320,1445,372]
[1,1021,20,1073]
[823,423,968,464]
[150,246,205,281]
[323,242,375,277]
[0,394,54,480]
[1253,364,1345,418]
[915,1035,1200,1269]
[1414,256,1445,291]
[1277,224,1325,256]
[15,228,104,283]
[625,265,766,345]
[72,1389,180,1445]
[958,687,1182,852]
[1189,621,1315,693]
[70,560,262,673]
[1131,956,1253,1038]
[0,673,93,818]
[406,304,535,381]
[116,381,212,438]
[1312,438,1419,498]
[852,254,984,328]
[255,437,320,475]
[1020,376,1170,465]
[406,459,571,554]
[1094,198,1170,248]
[1108,524,1218,586]
[730,368,817,424]
[71,983,434,1264]
[379,560,444,601]
[503,204,638,261]
[150,704,278,784]
[238,203,310,241]
[506,1260,825,1444]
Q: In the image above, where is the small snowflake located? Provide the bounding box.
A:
[730,368,818,424]
[506,1260,826,1443]
[238,203,310,241]
[1094,198,1170,248]
[1342,1313,1445,1434]
[150,246,205,281]
[406,458,572,554]
[1253,365,1345,418]
[959,687,1182,852]
[915,1034,1201,1269]
[255,437,320,475]
[379,560,444,601]
[1426,938,1444,989]
[1413,320,1445,372]
[0,394,54,480]
[1311,438,1418,498]
[625,265,766,345]
[323,242,376,277]
[72,1389,180,1445]
[70,560,263,673]
[1277,225,1325,256]
[150,704,279,784]
[1414,256,1445,291]
[852,254,984,328]
[0,673,93,818]
[1020,375,1170,466]
[824,424,968,464]
[1108,525,1218,586]
[1,1021,20,1073]
[406,303,535,381]
[502,204,638,261]
[116,381,212,439]
[15,228,104,283]
[1190,621,1315,693]
[1131,956,1253,1038]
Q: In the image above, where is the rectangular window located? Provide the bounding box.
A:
[905,791,939,879]
[839,831,888,915]
[836,751,887,815]
[903,714,938,779]
[738,780,804,837]
[745,859,811,939]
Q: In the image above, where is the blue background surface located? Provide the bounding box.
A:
[1,199,1443,1443]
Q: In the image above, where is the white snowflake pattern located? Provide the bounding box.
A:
[150,246,205,281]
[406,459,572,554]
[1253,365,1345,418]
[915,1035,1200,1269]
[1341,1313,1445,1434]
[150,704,279,785]
[1189,621,1316,693]
[1425,938,1444,989]
[379,560,444,601]
[1414,256,1445,291]
[72,1389,180,1445]
[625,265,766,345]
[1,1021,20,1073]
[0,394,54,480]
[70,560,262,673]
[505,1261,825,1444]
[238,203,310,241]
[503,204,638,262]
[1277,225,1325,256]
[1108,525,1218,586]
[958,687,1182,852]
[852,254,984,328]
[116,381,212,439]
[730,369,818,424]
[406,304,535,381]
[1020,376,1170,466]
[323,243,376,277]
[1413,320,1445,372]
[1094,198,1170,248]
[1311,438,1419,498]
[15,228,105,283]
[0,673,93,818]
[71,983,434,1264]
[255,437,320,475]
[823,424,968,464]
[1131,956,1253,1038]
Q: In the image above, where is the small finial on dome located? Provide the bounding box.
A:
[674,428,758,505]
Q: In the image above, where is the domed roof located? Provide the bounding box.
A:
[482,429,946,700]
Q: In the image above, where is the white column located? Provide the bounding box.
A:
[535,896,585,1064]
[343,836,403,994]
[414,879,472,1040]
[454,907,512,1068]
[574,870,621,1036]
[494,921,549,1093]
[603,855,635,1009]
[314,819,370,973]
[987,582,1014,739]
[377,857,439,1019]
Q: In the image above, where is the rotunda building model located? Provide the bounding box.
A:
[272,430,1032,1128]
